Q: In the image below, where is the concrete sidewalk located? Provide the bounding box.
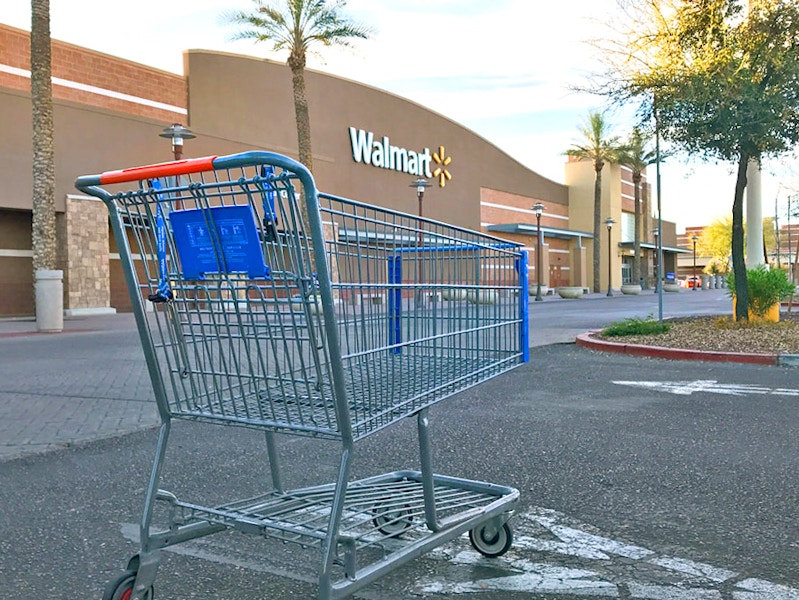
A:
[0,289,734,462]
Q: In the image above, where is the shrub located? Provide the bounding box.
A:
[602,315,670,337]
[726,266,795,317]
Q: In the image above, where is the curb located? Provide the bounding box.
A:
[0,328,93,340]
[575,331,780,365]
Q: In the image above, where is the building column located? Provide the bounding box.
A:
[63,195,115,316]
[539,243,550,287]
[322,221,342,303]
[746,159,765,267]
[571,243,587,288]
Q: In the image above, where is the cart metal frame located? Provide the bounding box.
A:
[76,151,529,600]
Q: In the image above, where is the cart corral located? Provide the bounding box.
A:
[75,151,529,600]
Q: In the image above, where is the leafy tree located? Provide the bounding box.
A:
[597,0,799,320]
[618,127,657,286]
[566,112,625,292]
[699,213,776,273]
[762,216,777,261]
[698,214,733,274]
[226,0,371,173]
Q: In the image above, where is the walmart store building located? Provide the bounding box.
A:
[0,24,682,317]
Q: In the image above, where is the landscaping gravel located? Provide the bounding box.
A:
[595,311,799,355]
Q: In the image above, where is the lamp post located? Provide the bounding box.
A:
[159,123,196,161]
[605,217,615,297]
[691,234,698,291]
[654,94,664,322]
[411,177,432,220]
[159,124,195,210]
[410,178,431,302]
[789,195,794,283]
[533,203,545,301]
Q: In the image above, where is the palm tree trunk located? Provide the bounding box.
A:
[732,152,749,320]
[593,166,603,293]
[31,0,56,273]
[289,63,313,173]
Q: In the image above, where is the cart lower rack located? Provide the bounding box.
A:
[76,151,529,600]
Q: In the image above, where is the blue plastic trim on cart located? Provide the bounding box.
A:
[170,205,271,280]
[392,242,518,253]
[516,251,530,362]
[259,165,279,240]
[148,179,173,303]
[387,256,402,354]
[387,244,528,360]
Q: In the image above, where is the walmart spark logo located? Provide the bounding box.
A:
[432,146,452,187]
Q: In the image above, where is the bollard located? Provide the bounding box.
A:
[35,269,64,332]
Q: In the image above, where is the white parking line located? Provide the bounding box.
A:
[647,556,737,582]
[417,508,799,598]
[628,583,722,599]
[120,506,799,599]
[613,380,799,397]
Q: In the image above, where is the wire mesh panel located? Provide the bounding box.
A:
[77,153,527,441]
[318,193,527,438]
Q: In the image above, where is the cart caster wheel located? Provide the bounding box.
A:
[372,502,414,537]
[102,570,154,600]
[469,522,513,558]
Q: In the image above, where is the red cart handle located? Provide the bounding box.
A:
[99,156,218,184]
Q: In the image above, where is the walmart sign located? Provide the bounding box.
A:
[348,127,433,178]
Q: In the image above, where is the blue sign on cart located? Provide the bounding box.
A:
[170,205,270,279]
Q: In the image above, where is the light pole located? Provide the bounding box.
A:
[691,234,698,291]
[605,217,615,297]
[654,94,664,322]
[653,228,659,293]
[533,203,545,301]
[159,124,195,210]
[159,123,196,161]
[410,178,431,302]
[789,195,794,283]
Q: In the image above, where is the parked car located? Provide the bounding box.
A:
[684,275,701,288]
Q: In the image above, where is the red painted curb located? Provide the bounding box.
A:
[575,332,778,365]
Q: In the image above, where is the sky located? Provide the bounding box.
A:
[3,0,799,231]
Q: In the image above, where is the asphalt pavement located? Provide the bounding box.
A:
[11,287,798,600]
[0,288,733,462]
[3,333,799,599]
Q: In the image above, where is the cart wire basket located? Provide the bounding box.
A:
[76,151,529,600]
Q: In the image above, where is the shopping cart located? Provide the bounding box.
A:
[76,151,529,600]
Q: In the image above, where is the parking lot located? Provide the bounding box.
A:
[4,289,797,599]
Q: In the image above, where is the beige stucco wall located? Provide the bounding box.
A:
[565,160,625,290]
[185,50,569,233]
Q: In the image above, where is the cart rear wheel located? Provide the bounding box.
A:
[102,570,154,600]
[372,502,414,537]
[469,522,513,557]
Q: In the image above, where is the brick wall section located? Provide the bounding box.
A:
[479,188,571,288]
[480,188,568,230]
[1,24,186,121]
[64,197,110,310]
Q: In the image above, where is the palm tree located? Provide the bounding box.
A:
[226,0,371,173]
[31,0,59,328]
[619,127,656,288]
[566,112,624,293]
